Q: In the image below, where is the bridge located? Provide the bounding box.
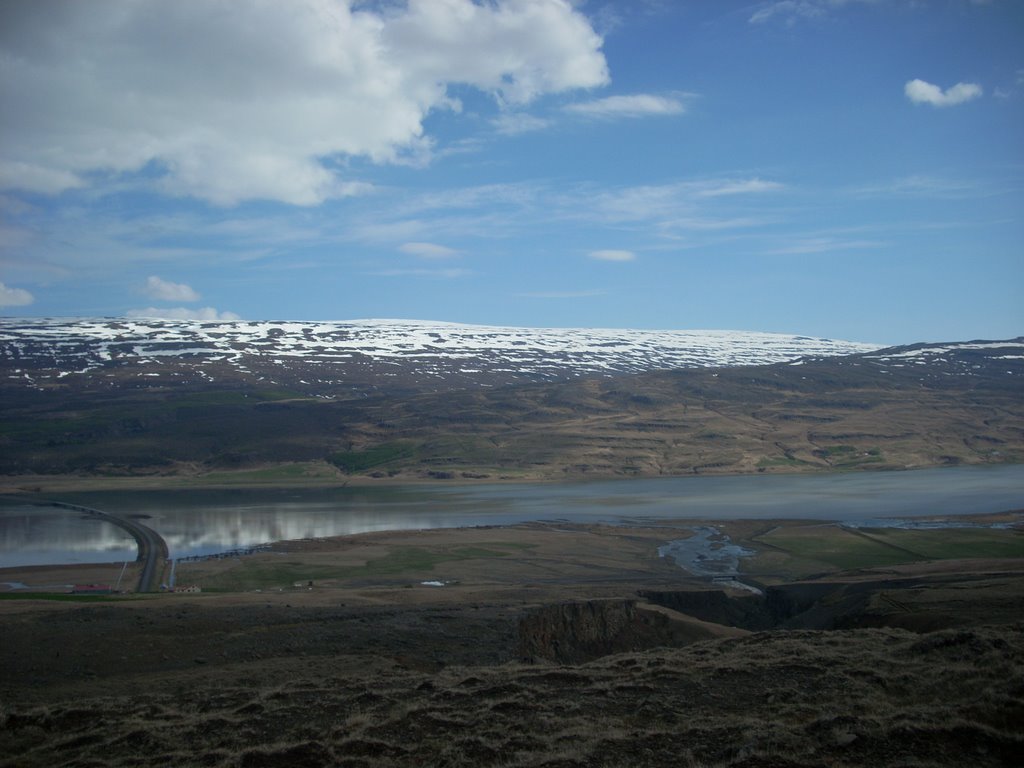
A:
[42,501,170,593]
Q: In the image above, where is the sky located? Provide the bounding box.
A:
[0,0,1021,345]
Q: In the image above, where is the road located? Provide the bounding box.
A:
[42,501,170,592]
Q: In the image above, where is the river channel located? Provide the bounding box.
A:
[1,464,1022,569]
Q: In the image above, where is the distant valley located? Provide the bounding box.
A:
[0,318,1021,482]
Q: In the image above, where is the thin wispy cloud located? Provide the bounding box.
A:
[851,175,996,199]
[697,179,785,197]
[399,242,460,259]
[588,249,636,262]
[589,178,784,227]
[370,268,471,279]
[905,79,983,107]
[492,113,551,135]
[565,93,688,119]
[518,289,606,299]
[749,0,880,26]
[765,237,887,255]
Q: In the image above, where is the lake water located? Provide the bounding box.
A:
[1,464,1022,568]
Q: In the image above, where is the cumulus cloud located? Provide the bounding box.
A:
[905,79,983,107]
[143,275,200,302]
[0,281,34,306]
[565,93,687,119]
[126,307,241,322]
[588,249,636,261]
[0,0,608,205]
[399,242,460,259]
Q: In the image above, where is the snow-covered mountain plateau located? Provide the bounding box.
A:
[1,318,882,395]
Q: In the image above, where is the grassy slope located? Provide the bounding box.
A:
[1,354,1021,481]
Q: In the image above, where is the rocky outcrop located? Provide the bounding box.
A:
[639,588,775,630]
[517,599,746,664]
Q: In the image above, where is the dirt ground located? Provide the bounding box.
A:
[2,521,1023,767]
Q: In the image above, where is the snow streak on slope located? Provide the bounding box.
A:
[0,318,882,394]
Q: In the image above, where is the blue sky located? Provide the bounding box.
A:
[0,0,1021,345]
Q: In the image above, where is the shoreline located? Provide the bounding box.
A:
[2,458,1020,495]
[3,508,1022,596]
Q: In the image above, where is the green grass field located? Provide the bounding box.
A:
[855,526,1024,560]
[197,542,537,592]
[747,523,1024,579]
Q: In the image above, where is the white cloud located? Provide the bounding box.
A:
[765,237,886,255]
[370,268,471,279]
[905,79,983,107]
[749,0,879,25]
[588,249,636,262]
[697,179,785,197]
[0,281,34,306]
[518,289,606,299]
[126,307,241,322]
[565,93,687,119]
[143,275,200,302]
[399,242,460,259]
[590,178,784,226]
[0,0,608,205]
[492,112,551,135]
[851,175,988,199]
[341,175,785,260]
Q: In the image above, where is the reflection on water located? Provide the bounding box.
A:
[0,509,137,567]
[1,464,1022,568]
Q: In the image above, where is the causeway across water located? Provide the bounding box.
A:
[39,501,169,592]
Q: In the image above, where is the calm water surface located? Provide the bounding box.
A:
[1,464,1022,568]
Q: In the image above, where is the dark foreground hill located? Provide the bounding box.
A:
[1,334,1021,480]
[2,622,1020,768]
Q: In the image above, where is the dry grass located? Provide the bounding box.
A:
[3,520,1022,767]
[2,624,1021,767]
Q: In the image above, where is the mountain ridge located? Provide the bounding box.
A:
[0,317,881,397]
[0,320,1020,481]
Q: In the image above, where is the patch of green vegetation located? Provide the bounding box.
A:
[816,445,858,457]
[811,445,886,469]
[201,542,536,592]
[0,413,117,442]
[757,456,814,469]
[327,442,417,473]
[748,523,1024,579]
[191,462,340,485]
[833,454,885,469]
[176,389,303,406]
[859,528,1024,560]
[754,526,919,573]
[0,592,123,602]
[345,543,535,576]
